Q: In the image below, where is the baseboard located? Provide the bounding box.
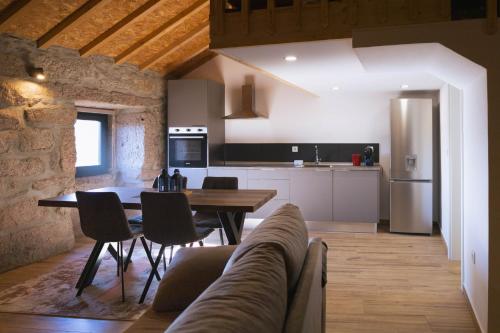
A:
[463,288,485,333]
[244,218,377,233]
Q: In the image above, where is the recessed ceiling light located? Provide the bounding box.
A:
[332,86,340,91]
[284,55,297,62]
[401,84,409,89]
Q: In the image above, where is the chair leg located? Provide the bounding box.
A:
[124,238,137,272]
[139,237,161,281]
[163,247,167,272]
[120,241,125,302]
[149,241,153,252]
[116,242,120,277]
[219,228,224,245]
[169,246,174,264]
[198,240,204,247]
[139,244,166,304]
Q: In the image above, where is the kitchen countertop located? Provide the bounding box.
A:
[211,162,382,171]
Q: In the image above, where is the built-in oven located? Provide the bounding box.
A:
[168,127,208,168]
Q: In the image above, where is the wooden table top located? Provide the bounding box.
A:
[38,187,277,212]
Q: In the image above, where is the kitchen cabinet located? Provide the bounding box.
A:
[289,169,333,222]
[333,169,380,223]
[247,168,290,218]
[207,167,248,189]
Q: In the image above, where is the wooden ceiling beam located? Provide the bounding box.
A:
[0,0,32,29]
[139,22,209,70]
[164,48,216,78]
[79,0,169,57]
[115,0,208,65]
[37,0,112,49]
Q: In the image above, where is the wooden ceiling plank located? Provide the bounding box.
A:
[37,0,112,49]
[79,0,169,57]
[0,0,32,29]
[139,23,209,70]
[165,49,216,78]
[115,0,208,65]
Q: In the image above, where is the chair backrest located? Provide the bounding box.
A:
[140,192,198,245]
[75,191,133,242]
[202,177,238,190]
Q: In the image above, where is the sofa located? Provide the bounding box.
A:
[125,203,328,333]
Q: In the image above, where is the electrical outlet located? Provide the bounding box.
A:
[471,251,476,264]
[292,146,299,153]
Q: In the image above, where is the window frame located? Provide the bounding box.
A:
[75,112,109,177]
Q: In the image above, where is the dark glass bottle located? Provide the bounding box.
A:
[157,169,169,192]
[171,169,184,192]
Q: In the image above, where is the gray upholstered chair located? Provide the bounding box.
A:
[75,191,159,301]
[193,177,239,245]
[128,176,188,225]
[139,191,213,303]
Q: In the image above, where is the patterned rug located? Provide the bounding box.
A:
[0,242,168,321]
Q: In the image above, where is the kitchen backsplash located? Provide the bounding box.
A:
[224,143,380,163]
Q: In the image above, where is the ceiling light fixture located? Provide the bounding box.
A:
[284,55,297,62]
[332,86,340,91]
[401,84,409,89]
[28,67,46,81]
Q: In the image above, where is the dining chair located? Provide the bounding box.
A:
[193,177,238,245]
[138,191,214,303]
[75,191,159,301]
[128,176,188,225]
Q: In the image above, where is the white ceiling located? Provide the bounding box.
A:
[220,39,444,96]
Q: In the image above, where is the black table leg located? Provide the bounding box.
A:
[76,241,104,289]
[217,211,246,245]
[82,242,109,288]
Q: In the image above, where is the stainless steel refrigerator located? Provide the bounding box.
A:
[390,98,433,235]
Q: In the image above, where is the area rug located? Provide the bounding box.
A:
[0,243,169,321]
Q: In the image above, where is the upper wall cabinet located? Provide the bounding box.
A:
[168,79,225,127]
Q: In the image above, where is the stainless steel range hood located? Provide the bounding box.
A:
[223,84,259,119]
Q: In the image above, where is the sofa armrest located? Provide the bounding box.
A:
[153,245,237,312]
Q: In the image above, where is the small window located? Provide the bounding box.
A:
[75,112,109,177]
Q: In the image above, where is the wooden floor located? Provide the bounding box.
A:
[0,225,478,333]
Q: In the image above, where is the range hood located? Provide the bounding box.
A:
[223,84,259,119]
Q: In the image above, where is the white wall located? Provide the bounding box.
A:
[184,55,397,220]
[354,42,488,332]
[439,85,451,252]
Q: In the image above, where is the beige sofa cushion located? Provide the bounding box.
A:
[165,243,288,333]
[153,246,236,312]
[224,203,308,291]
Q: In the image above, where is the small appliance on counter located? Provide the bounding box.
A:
[363,146,374,166]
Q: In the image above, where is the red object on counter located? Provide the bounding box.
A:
[352,154,361,166]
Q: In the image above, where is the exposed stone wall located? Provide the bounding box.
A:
[0,34,165,272]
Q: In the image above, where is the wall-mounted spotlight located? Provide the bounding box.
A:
[28,67,46,81]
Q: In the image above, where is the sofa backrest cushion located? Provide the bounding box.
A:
[224,203,308,291]
[152,246,236,312]
[165,243,288,333]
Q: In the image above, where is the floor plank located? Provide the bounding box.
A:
[0,225,478,332]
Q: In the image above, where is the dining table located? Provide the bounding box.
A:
[38,186,277,246]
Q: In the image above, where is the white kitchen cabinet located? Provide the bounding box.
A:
[333,169,380,223]
[246,168,290,218]
[207,167,248,189]
[289,169,333,222]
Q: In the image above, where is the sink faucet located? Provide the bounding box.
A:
[314,145,321,165]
